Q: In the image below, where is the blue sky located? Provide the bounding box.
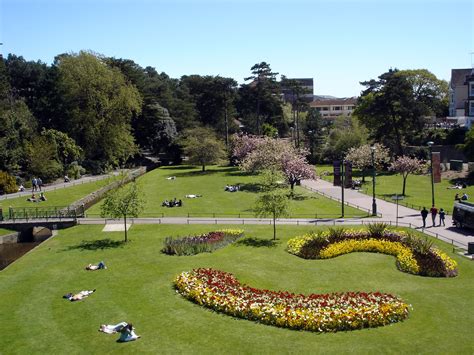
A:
[1,0,473,97]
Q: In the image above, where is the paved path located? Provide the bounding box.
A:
[301,179,474,249]
[0,172,120,201]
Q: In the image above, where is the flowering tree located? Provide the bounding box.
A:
[230,134,263,163]
[389,156,425,196]
[240,137,290,172]
[281,152,315,190]
[345,143,391,182]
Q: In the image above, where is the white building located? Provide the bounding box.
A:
[309,97,357,119]
[448,68,474,128]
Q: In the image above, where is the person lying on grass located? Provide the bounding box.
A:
[85,261,107,270]
[118,323,140,342]
[185,194,202,198]
[100,322,141,342]
[63,289,96,301]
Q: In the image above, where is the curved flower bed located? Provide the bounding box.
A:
[162,229,244,255]
[175,268,410,332]
[287,227,457,277]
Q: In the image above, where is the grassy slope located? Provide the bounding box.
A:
[0,228,14,236]
[0,176,117,210]
[87,165,364,218]
[316,164,473,213]
[0,224,472,354]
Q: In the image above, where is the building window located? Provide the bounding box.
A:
[470,83,474,97]
[321,107,329,111]
[333,106,341,111]
[470,100,474,116]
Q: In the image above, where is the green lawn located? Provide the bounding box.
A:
[87,165,364,218]
[316,164,471,213]
[0,228,14,236]
[0,176,118,211]
[0,224,472,353]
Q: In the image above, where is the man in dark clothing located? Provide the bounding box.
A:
[421,207,428,228]
[430,205,438,227]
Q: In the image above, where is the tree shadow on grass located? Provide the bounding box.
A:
[287,192,316,201]
[173,167,232,177]
[236,237,278,248]
[238,183,262,193]
[65,238,125,251]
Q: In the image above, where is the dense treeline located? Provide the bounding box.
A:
[0,50,453,193]
[0,52,290,185]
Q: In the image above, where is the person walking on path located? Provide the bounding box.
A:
[430,205,438,227]
[37,177,43,192]
[421,207,428,228]
[439,208,446,226]
[32,177,37,192]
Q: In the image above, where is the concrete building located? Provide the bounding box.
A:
[448,68,474,128]
[281,78,314,103]
[309,97,357,119]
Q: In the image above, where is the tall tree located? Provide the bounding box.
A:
[240,62,282,135]
[281,76,310,147]
[355,69,447,155]
[303,108,326,163]
[57,51,142,170]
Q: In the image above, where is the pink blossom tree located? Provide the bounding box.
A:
[236,136,315,190]
[389,155,425,195]
[281,151,315,190]
[230,134,263,163]
[345,143,390,182]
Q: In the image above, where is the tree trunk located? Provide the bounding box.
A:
[402,175,407,196]
[273,213,276,240]
[202,165,205,172]
[290,181,295,190]
[124,214,128,242]
[362,169,366,182]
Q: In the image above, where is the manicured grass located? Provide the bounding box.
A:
[0,176,118,211]
[87,165,364,218]
[0,228,14,236]
[317,164,472,213]
[0,224,472,353]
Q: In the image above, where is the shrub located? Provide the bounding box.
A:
[0,171,17,194]
[66,162,86,179]
[162,230,244,256]
[367,222,389,237]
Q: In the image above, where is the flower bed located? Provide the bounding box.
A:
[287,225,457,277]
[162,229,244,256]
[175,268,410,332]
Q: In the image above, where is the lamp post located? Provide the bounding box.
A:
[371,146,377,216]
[341,160,345,218]
[427,141,435,206]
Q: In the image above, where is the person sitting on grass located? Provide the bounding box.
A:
[118,323,140,342]
[63,289,96,302]
[27,193,37,202]
[85,261,107,270]
[39,192,47,201]
[461,193,469,200]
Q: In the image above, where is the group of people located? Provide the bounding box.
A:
[455,193,469,201]
[447,182,467,190]
[31,177,43,192]
[225,185,240,192]
[420,205,446,228]
[26,192,47,202]
[63,261,140,342]
[162,198,182,207]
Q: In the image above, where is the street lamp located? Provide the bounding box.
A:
[371,146,377,216]
[427,141,435,206]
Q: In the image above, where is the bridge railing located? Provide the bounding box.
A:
[0,205,85,222]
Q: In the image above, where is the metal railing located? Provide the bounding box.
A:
[302,185,382,217]
[1,205,85,221]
